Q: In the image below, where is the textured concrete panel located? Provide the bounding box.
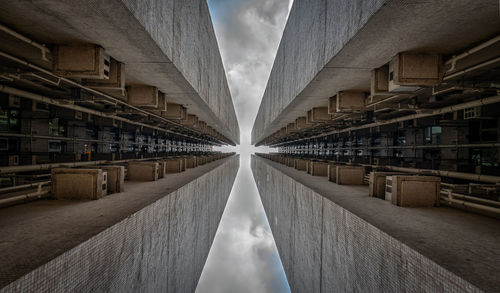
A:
[252,0,500,144]
[122,0,239,143]
[0,0,239,144]
[252,155,494,292]
[1,156,239,293]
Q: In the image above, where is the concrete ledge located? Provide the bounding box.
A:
[0,155,239,292]
[252,155,500,292]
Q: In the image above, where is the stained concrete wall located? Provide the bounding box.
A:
[0,0,239,144]
[121,0,240,144]
[251,0,500,144]
[251,156,484,292]
[252,0,386,144]
[1,155,239,293]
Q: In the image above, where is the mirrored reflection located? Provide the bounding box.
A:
[196,153,290,293]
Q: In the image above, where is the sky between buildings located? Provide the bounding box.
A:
[196,0,293,292]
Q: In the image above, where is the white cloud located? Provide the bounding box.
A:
[196,0,291,292]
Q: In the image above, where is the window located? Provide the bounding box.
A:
[464,107,480,119]
[48,118,66,137]
[425,126,442,144]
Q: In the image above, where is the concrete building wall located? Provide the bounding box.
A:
[252,0,386,144]
[252,0,500,144]
[121,0,240,143]
[0,0,239,144]
[1,155,239,293]
[251,156,481,292]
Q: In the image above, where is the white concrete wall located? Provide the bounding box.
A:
[0,0,239,144]
[251,0,500,144]
[1,156,239,293]
[252,0,386,144]
[121,0,240,144]
[251,156,482,292]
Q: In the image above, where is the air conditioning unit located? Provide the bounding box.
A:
[185,156,197,169]
[369,172,407,198]
[336,91,366,113]
[164,158,184,174]
[370,65,391,96]
[385,176,393,201]
[388,52,442,93]
[53,44,110,79]
[336,166,365,185]
[82,58,125,89]
[180,114,198,127]
[385,175,440,207]
[328,96,337,114]
[127,162,159,181]
[294,116,307,130]
[51,168,107,200]
[197,121,207,132]
[310,161,328,177]
[308,107,331,123]
[157,92,167,111]
[127,86,159,109]
[162,103,187,120]
[102,171,108,196]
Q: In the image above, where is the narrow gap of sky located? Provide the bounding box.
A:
[196,0,293,292]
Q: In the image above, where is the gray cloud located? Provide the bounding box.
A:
[210,0,291,134]
[195,0,291,292]
[196,167,288,293]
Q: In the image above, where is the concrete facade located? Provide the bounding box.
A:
[1,0,239,144]
[0,155,239,292]
[252,0,500,144]
[252,155,500,292]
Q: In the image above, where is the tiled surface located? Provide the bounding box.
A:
[252,156,489,293]
[1,156,239,293]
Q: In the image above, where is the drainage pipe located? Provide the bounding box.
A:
[381,165,500,184]
[444,56,500,81]
[0,155,189,174]
[0,24,50,61]
[0,85,216,145]
[445,35,500,71]
[440,190,500,207]
[440,196,500,215]
[264,155,500,184]
[0,181,50,194]
[0,190,51,209]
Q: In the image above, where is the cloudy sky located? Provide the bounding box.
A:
[196,0,293,292]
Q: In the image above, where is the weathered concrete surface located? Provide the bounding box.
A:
[0,155,239,292]
[0,0,239,144]
[252,0,500,144]
[252,155,500,292]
